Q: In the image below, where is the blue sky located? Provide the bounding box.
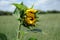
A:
[0,0,60,12]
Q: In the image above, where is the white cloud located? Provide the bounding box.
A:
[6,5,16,12]
[34,0,60,11]
[0,1,10,6]
[0,0,21,12]
[0,0,21,6]
[34,0,48,6]
[0,0,60,12]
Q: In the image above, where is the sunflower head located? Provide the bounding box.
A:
[24,9,37,26]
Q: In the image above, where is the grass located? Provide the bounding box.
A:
[0,13,60,40]
[0,16,18,40]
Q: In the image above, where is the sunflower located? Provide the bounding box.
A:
[24,9,37,26]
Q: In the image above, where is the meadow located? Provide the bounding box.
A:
[0,13,60,40]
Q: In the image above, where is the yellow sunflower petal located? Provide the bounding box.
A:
[25,17,36,25]
[25,9,37,14]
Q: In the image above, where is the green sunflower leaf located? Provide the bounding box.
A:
[13,2,27,10]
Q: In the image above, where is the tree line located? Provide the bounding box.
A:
[0,10,60,15]
[0,10,13,15]
[38,10,60,14]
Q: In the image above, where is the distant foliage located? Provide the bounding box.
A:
[0,10,12,15]
[47,10,60,13]
[37,10,46,14]
[37,10,60,14]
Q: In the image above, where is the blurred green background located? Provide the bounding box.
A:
[0,10,60,40]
